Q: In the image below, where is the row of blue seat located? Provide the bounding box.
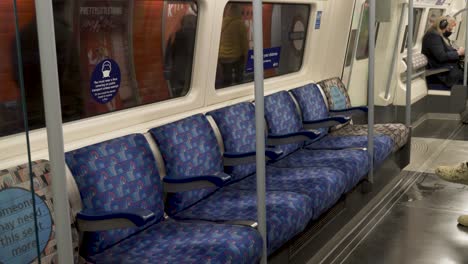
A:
[65,82,404,263]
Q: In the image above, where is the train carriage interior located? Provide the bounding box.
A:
[2,0,468,263]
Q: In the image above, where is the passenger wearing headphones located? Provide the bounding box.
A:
[422,16,465,88]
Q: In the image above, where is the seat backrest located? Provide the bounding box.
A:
[290,83,330,136]
[0,160,80,263]
[149,114,222,216]
[317,77,352,111]
[65,134,164,256]
[406,53,428,71]
[208,102,257,180]
[264,91,304,156]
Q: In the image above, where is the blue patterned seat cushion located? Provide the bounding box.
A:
[290,83,330,136]
[271,149,370,192]
[174,188,313,254]
[228,166,347,219]
[208,102,257,180]
[150,114,224,216]
[265,91,304,157]
[90,220,263,264]
[306,135,394,165]
[65,134,164,256]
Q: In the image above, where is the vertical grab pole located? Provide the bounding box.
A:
[407,0,413,127]
[35,0,74,263]
[465,0,468,86]
[253,0,267,262]
[368,0,376,184]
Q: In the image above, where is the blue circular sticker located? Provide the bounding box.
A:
[90,59,121,104]
[0,188,52,264]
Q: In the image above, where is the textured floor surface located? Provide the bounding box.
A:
[341,121,468,264]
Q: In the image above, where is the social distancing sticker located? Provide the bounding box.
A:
[0,188,52,264]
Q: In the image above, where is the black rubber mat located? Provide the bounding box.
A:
[342,172,468,264]
[452,123,468,141]
[412,119,461,139]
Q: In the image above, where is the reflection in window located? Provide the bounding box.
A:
[425,8,445,33]
[0,0,197,137]
[215,3,310,89]
[401,8,423,53]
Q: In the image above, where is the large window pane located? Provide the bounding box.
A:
[215,2,310,89]
[0,0,198,137]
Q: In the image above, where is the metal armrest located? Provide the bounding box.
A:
[267,130,321,146]
[163,172,232,193]
[425,67,451,77]
[303,116,351,130]
[181,219,259,229]
[222,220,259,229]
[223,148,284,166]
[77,208,156,232]
[329,107,368,116]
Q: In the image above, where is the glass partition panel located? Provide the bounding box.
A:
[1,1,54,263]
[356,2,380,61]
[401,8,423,53]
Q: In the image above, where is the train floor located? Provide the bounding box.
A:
[336,119,468,264]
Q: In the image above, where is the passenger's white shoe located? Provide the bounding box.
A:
[435,162,468,186]
[458,215,468,227]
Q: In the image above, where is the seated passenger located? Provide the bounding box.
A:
[435,163,468,227]
[422,16,465,88]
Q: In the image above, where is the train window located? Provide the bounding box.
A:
[0,0,198,137]
[215,2,310,89]
[356,2,380,61]
[401,8,423,53]
[425,8,445,33]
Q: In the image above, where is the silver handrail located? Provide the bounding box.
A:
[464,1,468,86]
[35,0,74,262]
[407,0,413,127]
[252,0,267,263]
[368,0,375,184]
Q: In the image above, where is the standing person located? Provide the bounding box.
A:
[436,163,468,226]
[422,16,465,88]
[217,3,249,87]
[164,14,197,97]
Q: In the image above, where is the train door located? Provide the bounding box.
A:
[342,0,371,106]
